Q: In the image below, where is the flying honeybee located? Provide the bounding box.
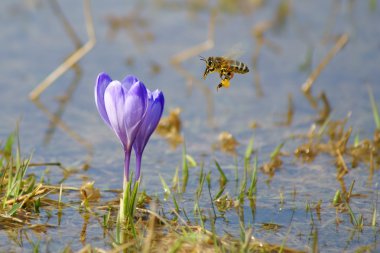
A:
[200,56,249,91]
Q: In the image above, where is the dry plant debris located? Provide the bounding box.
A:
[156,107,184,149]
[214,131,239,155]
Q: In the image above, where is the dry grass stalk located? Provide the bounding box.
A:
[302,33,349,93]
[29,0,96,100]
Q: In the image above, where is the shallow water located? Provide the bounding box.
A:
[0,0,380,251]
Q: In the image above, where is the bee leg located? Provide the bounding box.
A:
[217,72,224,91]
[203,68,209,79]
[222,71,234,80]
[220,70,234,81]
[219,69,228,80]
[217,69,233,91]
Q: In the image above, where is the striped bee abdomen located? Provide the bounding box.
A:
[230,60,249,74]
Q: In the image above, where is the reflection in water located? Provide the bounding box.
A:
[32,96,93,170]
[1,1,378,251]
[272,0,292,31]
[321,0,341,44]
[43,66,82,145]
[105,4,154,52]
[275,93,294,126]
[251,0,291,97]
[315,92,331,124]
[300,34,348,125]
[32,64,93,169]
[49,0,82,49]
[80,213,90,244]
[28,0,94,169]
[303,91,331,125]
[251,21,282,97]
[28,0,95,100]
[170,10,216,126]
[301,34,349,93]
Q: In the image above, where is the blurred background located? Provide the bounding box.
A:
[0,0,379,251]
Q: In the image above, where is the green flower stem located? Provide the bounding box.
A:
[117,178,140,243]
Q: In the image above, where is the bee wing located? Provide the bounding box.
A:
[222,43,246,60]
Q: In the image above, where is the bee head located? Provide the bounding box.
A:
[209,58,214,67]
[200,56,215,79]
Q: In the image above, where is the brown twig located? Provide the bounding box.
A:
[29,0,96,100]
[170,10,216,64]
[302,33,349,93]
[5,184,52,206]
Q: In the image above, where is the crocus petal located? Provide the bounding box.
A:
[95,72,112,127]
[123,81,148,149]
[121,75,139,91]
[133,89,165,155]
[104,81,129,148]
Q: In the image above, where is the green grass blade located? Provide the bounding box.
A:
[181,142,189,193]
[7,202,22,216]
[172,166,180,192]
[332,190,341,205]
[279,224,292,253]
[185,154,197,167]
[159,174,171,196]
[244,136,254,168]
[213,186,225,200]
[4,133,15,157]
[343,198,358,227]
[172,194,180,213]
[215,160,228,187]
[372,204,377,227]
[248,156,258,198]
[206,171,217,218]
[234,157,239,191]
[372,187,378,228]
[196,167,205,198]
[369,86,380,129]
[239,161,248,203]
[270,141,285,160]
[354,133,360,147]
[370,0,377,11]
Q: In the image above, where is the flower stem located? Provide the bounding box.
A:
[135,153,142,181]
[124,149,131,181]
[118,178,139,243]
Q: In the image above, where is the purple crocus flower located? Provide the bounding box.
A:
[133,89,164,180]
[95,72,164,182]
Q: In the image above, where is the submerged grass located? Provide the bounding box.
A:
[369,86,380,130]
[2,60,380,252]
[0,131,60,233]
[2,94,380,251]
[3,0,379,251]
[1,131,307,252]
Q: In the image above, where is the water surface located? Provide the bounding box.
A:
[0,0,379,251]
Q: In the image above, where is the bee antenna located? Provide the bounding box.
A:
[199,55,206,62]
